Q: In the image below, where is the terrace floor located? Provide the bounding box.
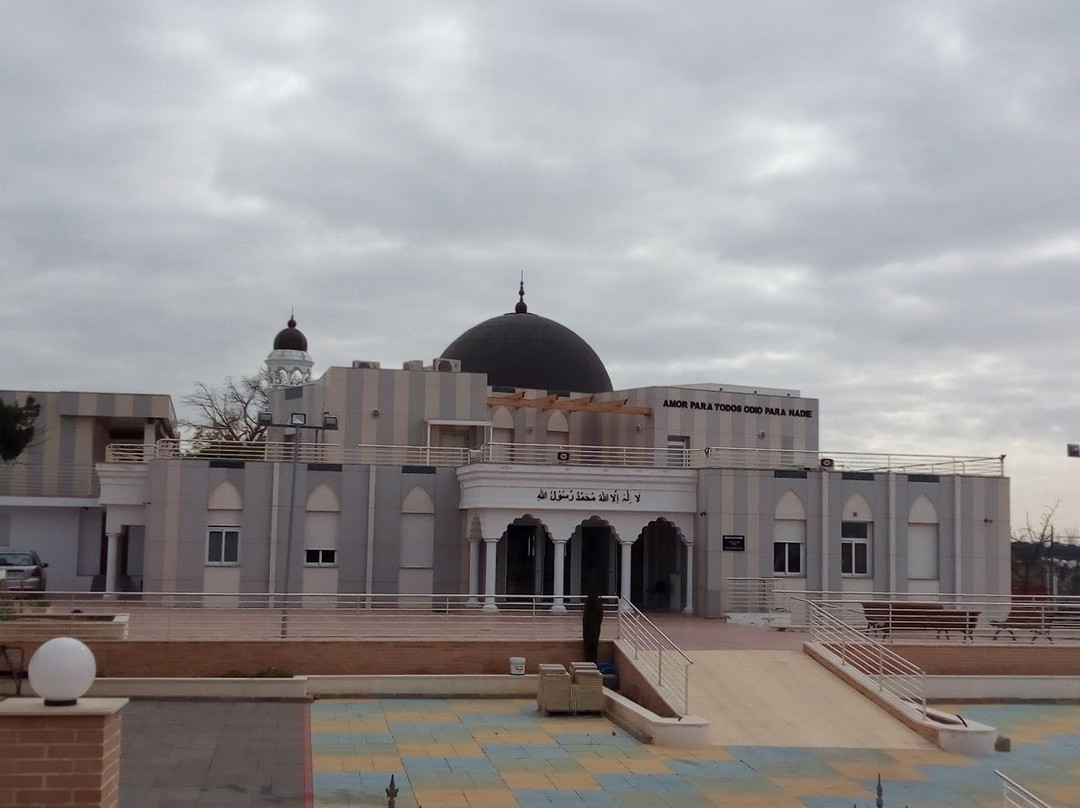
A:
[119,697,1079,807]
[111,616,1080,808]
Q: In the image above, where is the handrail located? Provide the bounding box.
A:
[804,599,927,718]
[615,598,693,715]
[99,439,1007,476]
[996,770,1057,808]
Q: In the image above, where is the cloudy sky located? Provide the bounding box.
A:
[3,2,1079,533]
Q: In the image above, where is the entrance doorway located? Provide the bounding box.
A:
[571,518,618,597]
[501,519,555,598]
[631,518,683,611]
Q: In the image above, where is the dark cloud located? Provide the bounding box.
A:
[3,0,1079,528]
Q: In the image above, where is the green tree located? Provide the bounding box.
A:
[0,396,40,461]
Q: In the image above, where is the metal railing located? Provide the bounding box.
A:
[99,439,1006,476]
[997,770,1056,808]
[805,599,927,718]
[728,583,1080,645]
[0,591,621,643]
[615,599,693,715]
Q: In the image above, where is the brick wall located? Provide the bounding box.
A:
[0,710,121,808]
[9,639,614,679]
[822,642,1080,677]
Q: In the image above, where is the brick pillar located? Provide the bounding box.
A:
[0,698,127,808]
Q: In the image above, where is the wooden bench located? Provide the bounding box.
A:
[991,603,1080,642]
[860,601,980,640]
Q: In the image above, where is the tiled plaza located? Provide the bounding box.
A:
[310,698,1080,808]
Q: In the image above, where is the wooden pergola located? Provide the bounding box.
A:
[486,391,652,417]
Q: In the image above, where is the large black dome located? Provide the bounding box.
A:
[441,286,613,393]
[273,316,308,352]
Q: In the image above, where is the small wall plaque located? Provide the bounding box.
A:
[722,534,745,551]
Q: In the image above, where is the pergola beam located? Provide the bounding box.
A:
[487,394,652,417]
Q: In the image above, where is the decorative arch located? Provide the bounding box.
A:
[842,493,873,522]
[208,481,242,511]
[306,484,340,513]
[492,406,514,430]
[402,485,435,514]
[775,490,806,521]
[908,495,938,524]
[547,411,570,434]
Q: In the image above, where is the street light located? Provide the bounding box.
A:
[258,410,339,634]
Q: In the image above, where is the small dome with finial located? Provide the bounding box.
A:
[273,313,308,352]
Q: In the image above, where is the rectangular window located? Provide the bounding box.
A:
[841,521,871,576]
[772,519,806,576]
[304,549,337,566]
[206,527,239,565]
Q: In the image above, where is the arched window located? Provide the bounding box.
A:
[773,491,806,576]
[908,495,939,580]
[841,494,873,577]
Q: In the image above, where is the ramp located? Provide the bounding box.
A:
[689,650,936,748]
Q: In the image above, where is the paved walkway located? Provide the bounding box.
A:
[687,650,934,748]
[311,698,1080,808]
[120,700,307,808]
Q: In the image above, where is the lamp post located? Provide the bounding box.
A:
[258,410,339,636]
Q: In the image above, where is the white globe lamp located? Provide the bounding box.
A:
[28,637,97,706]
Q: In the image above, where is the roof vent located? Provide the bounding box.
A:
[352,360,381,369]
[403,360,425,371]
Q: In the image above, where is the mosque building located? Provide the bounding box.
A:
[2,286,1010,613]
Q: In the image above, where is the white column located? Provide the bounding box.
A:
[104,532,120,596]
[482,537,499,611]
[467,538,480,606]
[683,539,695,614]
[619,540,633,611]
[551,539,568,612]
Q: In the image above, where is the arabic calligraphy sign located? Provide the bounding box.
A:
[536,488,643,504]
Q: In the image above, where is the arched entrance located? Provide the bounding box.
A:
[631,518,684,611]
[569,516,620,597]
[501,516,555,597]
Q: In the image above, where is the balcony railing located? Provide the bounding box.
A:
[101,439,1006,476]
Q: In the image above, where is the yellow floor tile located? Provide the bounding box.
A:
[774,776,873,798]
[576,758,632,774]
[413,787,470,808]
[706,793,809,807]
[545,772,600,790]
[500,772,553,789]
[463,788,520,808]
[829,760,928,782]
[622,758,672,774]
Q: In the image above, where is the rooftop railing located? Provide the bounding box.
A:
[101,439,1006,476]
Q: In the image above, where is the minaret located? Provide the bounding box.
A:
[266,312,314,387]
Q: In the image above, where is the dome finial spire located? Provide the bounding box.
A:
[515,274,527,314]
[288,307,297,328]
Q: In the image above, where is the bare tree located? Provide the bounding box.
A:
[1010,503,1080,596]
[180,370,271,446]
[0,395,41,462]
